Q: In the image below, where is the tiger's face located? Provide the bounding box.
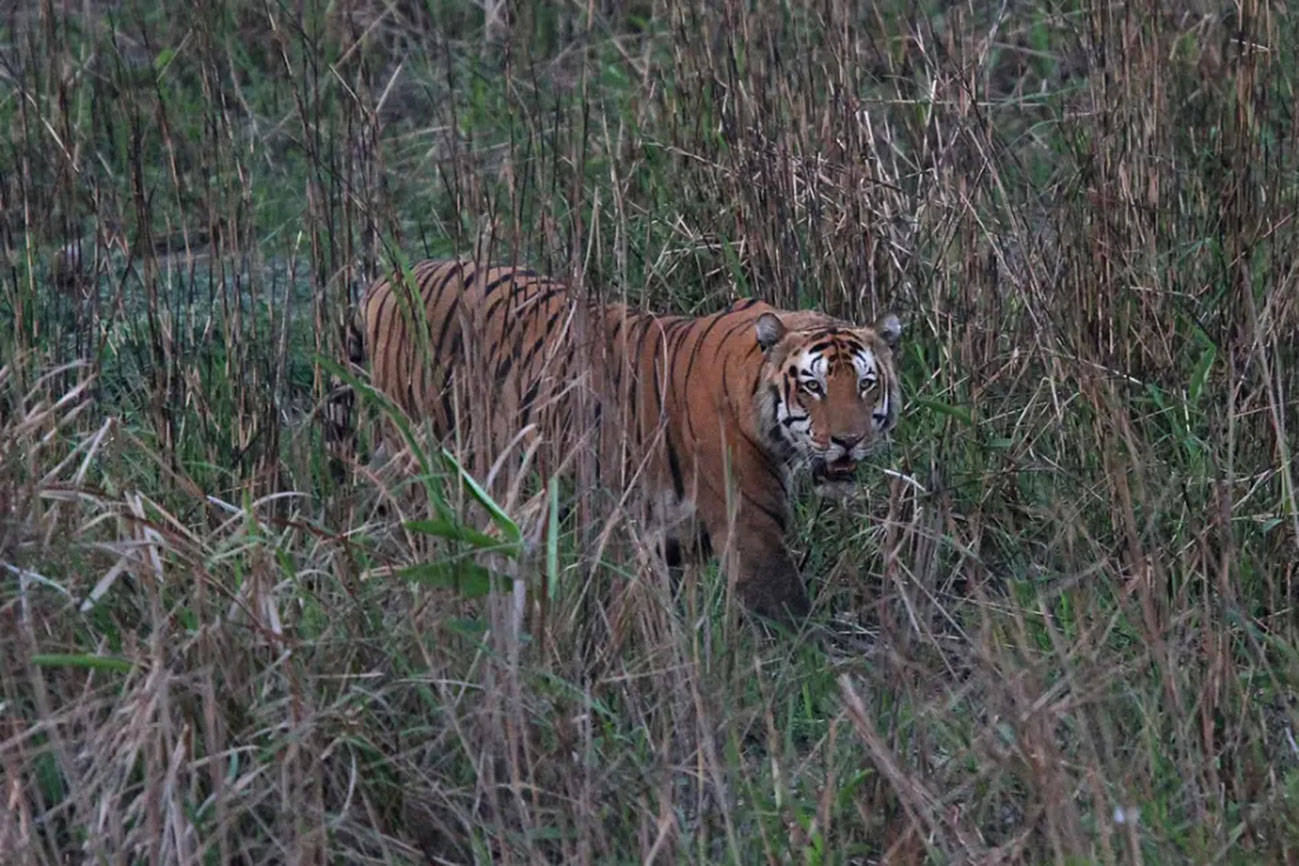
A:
[756,311,902,488]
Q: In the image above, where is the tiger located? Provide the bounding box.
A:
[353,258,902,621]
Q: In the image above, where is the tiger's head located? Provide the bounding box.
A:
[755,310,902,490]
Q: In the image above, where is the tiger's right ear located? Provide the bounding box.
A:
[874,313,902,348]
[755,312,786,351]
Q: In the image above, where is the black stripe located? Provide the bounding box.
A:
[521,286,567,313]
[484,270,533,322]
[485,268,537,296]
[518,378,541,426]
[681,311,729,383]
[420,260,467,363]
[741,488,787,532]
[517,313,561,375]
[681,312,762,441]
[447,331,463,368]
[608,310,625,342]
[483,269,524,297]
[716,314,761,344]
[495,352,514,382]
[487,280,563,333]
[679,312,735,440]
[433,284,463,358]
[368,282,398,377]
[693,467,787,534]
[419,262,465,338]
[739,426,774,463]
[623,320,645,431]
[666,318,694,362]
[439,373,456,430]
[740,431,788,500]
[483,293,511,323]
[665,434,684,499]
[662,320,693,422]
[650,339,666,420]
[632,312,657,365]
[391,279,421,406]
[430,260,467,298]
[632,315,659,398]
[606,310,628,393]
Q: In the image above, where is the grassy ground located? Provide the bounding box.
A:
[3,0,1298,863]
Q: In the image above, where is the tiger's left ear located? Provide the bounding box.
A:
[755,312,786,351]
[874,313,902,348]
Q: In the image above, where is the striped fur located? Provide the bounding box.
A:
[357,258,902,620]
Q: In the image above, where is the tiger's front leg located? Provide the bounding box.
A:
[735,540,809,622]
[693,485,810,622]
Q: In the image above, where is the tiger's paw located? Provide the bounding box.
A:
[736,566,811,623]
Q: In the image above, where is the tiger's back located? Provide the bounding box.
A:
[361,259,579,440]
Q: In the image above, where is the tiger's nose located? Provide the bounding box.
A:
[831,434,863,450]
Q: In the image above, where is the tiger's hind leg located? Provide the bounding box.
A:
[660,521,711,610]
[652,490,706,570]
[651,495,708,609]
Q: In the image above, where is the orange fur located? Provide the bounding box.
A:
[358,259,902,620]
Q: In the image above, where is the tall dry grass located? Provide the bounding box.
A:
[2,0,1297,863]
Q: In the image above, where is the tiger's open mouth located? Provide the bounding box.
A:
[812,455,858,483]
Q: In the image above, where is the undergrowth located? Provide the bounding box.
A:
[2,0,1297,863]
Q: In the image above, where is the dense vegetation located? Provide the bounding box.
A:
[2,0,1297,862]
